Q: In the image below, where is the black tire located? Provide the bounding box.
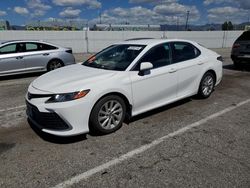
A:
[233,61,241,68]
[47,59,63,71]
[89,95,126,134]
[197,72,215,99]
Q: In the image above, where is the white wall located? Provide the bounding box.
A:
[0,30,243,53]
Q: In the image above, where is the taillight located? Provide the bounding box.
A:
[217,56,223,62]
[233,43,240,49]
[66,49,72,54]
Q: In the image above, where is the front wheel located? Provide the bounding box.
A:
[197,72,215,99]
[89,95,126,134]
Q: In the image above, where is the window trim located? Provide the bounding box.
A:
[130,42,173,71]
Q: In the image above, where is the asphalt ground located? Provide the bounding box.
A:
[0,48,250,188]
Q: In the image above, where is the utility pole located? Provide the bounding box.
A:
[185,10,190,31]
[176,16,179,31]
[99,11,102,24]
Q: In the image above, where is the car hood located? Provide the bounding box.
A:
[32,64,117,93]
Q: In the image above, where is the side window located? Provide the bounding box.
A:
[26,43,39,52]
[39,43,57,50]
[171,42,200,63]
[0,44,17,54]
[138,44,171,69]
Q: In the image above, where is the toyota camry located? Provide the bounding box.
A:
[26,39,223,136]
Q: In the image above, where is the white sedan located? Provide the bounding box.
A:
[26,39,223,136]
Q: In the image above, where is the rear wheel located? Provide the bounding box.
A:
[89,95,126,134]
[47,59,63,71]
[233,61,241,68]
[198,72,215,99]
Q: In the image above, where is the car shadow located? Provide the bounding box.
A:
[0,72,43,81]
[223,64,250,72]
[88,98,192,137]
[28,119,87,144]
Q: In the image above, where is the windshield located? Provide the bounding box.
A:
[82,44,145,71]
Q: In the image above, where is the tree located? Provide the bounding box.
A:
[222,22,228,30]
[222,21,234,30]
[228,21,234,30]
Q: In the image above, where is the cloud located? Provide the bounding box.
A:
[59,7,81,18]
[0,10,7,16]
[14,7,29,15]
[32,10,47,17]
[26,0,51,17]
[203,0,231,6]
[235,0,250,9]
[153,3,200,21]
[208,6,249,23]
[97,6,157,24]
[53,0,101,9]
[90,3,199,25]
[27,0,51,10]
[129,0,177,4]
[204,0,250,9]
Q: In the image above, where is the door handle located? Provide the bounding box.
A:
[43,53,49,56]
[198,61,204,65]
[169,68,177,73]
[16,56,23,60]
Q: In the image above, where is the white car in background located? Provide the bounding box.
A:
[26,39,223,136]
[0,40,75,76]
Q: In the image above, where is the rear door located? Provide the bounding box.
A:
[0,43,26,74]
[170,42,205,98]
[24,42,56,71]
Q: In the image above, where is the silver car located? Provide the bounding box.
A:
[0,40,75,76]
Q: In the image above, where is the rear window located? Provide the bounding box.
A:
[26,43,38,51]
[236,31,250,41]
[39,43,57,50]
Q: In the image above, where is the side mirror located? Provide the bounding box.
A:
[140,62,153,71]
[139,62,153,76]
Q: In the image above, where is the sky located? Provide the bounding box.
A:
[0,0,250,26]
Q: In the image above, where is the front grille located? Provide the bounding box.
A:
[28,92,53,100]
[26,101,70,131]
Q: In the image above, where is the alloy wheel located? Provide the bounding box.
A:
[201,75,214,96]
[97,100,123,130]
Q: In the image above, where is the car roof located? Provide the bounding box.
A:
[0,40,59,47]
[115,38,197,46]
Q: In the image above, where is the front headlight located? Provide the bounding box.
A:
[46,90,90,103]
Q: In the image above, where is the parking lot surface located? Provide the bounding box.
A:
[0,49,250,188]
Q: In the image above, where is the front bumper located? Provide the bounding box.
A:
[26,87,93,136]
[26,101,71,131]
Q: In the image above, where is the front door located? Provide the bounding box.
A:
[0,43,25,74]
[129,43,178,116]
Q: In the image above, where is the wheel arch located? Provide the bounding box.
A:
[89,91,132,128]
[205,69,217,82]
[196,69,217,94]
